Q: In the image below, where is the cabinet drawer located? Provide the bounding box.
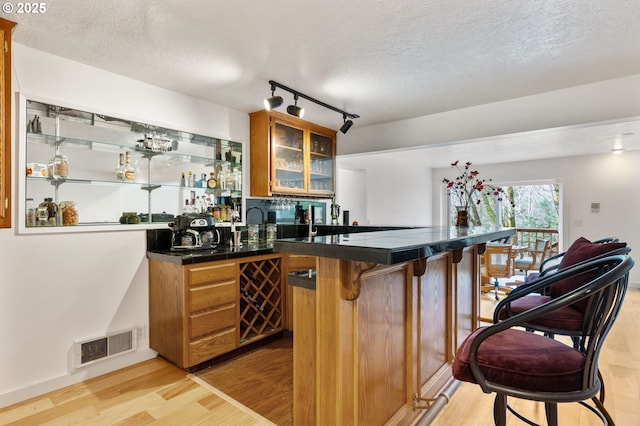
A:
[189,328,237,366]
[288,254,316,272]
[189,280,236,313]
[190,304,237,340]
[189,262,236,286]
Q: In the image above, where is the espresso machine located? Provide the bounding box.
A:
[169,213,219,250]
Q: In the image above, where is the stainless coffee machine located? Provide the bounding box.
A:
[169,214,219,250]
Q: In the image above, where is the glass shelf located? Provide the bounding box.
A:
[21,97,244,233]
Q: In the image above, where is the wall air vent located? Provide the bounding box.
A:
[74,327,137,368]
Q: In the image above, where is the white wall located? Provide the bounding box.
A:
[337,156,432,226]
[336,168,366,225]
[0,45,249,408]
[431,151,640,285]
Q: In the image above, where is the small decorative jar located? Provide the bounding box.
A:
[49,154,69,179]
[59,201,79,225]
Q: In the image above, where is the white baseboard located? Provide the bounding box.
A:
[0,348,157,409]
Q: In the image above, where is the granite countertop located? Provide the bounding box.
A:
[146,242,276,265]
[272,226,515,265]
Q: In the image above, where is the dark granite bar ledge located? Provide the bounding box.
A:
[146,243,276,265]
[273,226,515,265]
[145,225,415,265]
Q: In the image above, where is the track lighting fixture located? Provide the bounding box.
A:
[286,94,305,118]
[263,83,283,111]
[265,80,359,132]
[340,114,354,134]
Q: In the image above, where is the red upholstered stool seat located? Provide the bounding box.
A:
[453,327,586,393]
[497,295,584,331]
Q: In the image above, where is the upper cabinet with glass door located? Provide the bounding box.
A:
[249,110,336,198]
[19,97,243,233]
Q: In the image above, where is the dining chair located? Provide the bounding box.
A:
[454,254,634,426]
[513,238,549,277]
[481,244,513,300]
[494,236,629,406]
[496,237,628,332]
[522,237,620,284]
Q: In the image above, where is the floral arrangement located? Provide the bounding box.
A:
[442,161,505,211]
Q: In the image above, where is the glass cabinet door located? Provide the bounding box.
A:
[271,121,305,193]
[309,132,334,194]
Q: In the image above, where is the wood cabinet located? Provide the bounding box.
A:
[0,18,16,229]
[250,110,336,197]
[149,253,284,369]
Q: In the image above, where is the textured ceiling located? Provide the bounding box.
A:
[3,0,640,164]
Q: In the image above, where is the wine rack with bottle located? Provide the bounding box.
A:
[238,254,283,343]
[20,97,243,233]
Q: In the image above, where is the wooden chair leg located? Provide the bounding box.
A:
[493,394,507,426]
[545,402,558,426]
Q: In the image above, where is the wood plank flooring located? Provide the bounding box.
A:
[0,357,274,425]
[194,332,293,426]
[1,291,638,425]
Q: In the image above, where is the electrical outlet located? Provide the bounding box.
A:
[574,219,583,227]
[136,325,146,340]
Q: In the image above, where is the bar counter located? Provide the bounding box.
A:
[273,226,514,425]
[273,226,514,264]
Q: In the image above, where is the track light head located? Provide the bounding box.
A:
[287,94,304,118]
[264,95,283,111]
[287,104,304,118]
[340,114,353,134]
[264,84,283,110]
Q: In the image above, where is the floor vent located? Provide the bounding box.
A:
[74,328,137,368]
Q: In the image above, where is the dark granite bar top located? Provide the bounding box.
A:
[272,226,515,265]
[145,225,413,265]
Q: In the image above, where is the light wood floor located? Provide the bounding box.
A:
[0,357,275,425]
[432,288,640,426]
[1,290,638,426]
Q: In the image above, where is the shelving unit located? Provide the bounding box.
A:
[19,97,244,233]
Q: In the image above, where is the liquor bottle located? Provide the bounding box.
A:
[218,167,226,190]
[225,169,233,190]
[180,172,186,187]
[116,153,125,181]
[123,151,135,182]
[207,172,218,189]
[234,169,242,191]
[188,171,194,187]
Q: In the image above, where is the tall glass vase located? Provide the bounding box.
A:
[455,206,469,227]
